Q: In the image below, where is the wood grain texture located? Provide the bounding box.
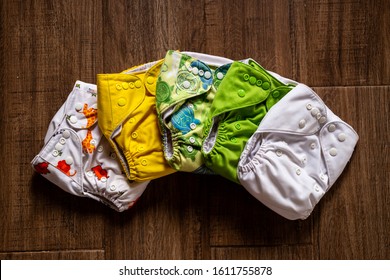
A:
[0,250,104,260]
[1,0,389,260]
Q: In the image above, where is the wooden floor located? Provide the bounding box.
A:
[0,0,389,260]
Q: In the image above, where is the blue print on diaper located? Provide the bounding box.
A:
[171,105,201,134]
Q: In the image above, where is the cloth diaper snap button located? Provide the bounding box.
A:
[75,103,83,111]
[189,136,196,144]
[52,150,59,157]
[243,73,249,81]
[141,159,148,166]
[122,82,129,90]
[328,124,336,132]
[146,76,154,85]
[129,82,135,89]
[87,170,94,177]
[338,133,346,142]
[69,115,78,124]
[192,67,199,75]
[319,116,327,124]
[237,89,245,97]
[131,132,138,139]
[310,142,316,149]
[272,90,280,98]
[296,168,302,175]
[314,184,321,192]
[217,72,224,80]
[198,69,204,76]
[59,137,66,145]
[117,98,126,107]
[116,84,122,91]
[190,123,197,130]
[235,123,241,130]
[110,185,116,191]
[299,119,306,128]
[276,150,283,157]
[311,107,320,117]
[65,156,73,165]
[55,143,64,151]
[187,146,194,153]
[62,130,71,139]
[97,146,104,153]
[306,103,312,110]
[101,177,107,183]
[329,147,338,157]
[204,71,211,79]
[249,76,257,85]
[134,80,142,88]
[256,80,263,87]
[137,146,144,152]
[182,80,191,89]
[261,82,270,90]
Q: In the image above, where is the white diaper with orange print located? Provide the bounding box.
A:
[31,81,149,211]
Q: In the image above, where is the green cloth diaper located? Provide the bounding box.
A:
[156,50,233,172]
[202,59,295,183]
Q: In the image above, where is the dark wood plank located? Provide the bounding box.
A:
[104,173,206,259]
[291,0,390,86]
[209,176,313,246]
[211,245,314,260]
[0,0,105,252]
[312,87,389,259]
[101,0,207,73]
[0,250,104,260]
[204,0,293,76]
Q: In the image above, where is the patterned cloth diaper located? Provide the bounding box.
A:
[31,81,149,211]
[237,81,358,220]
[97,60,176,182]
[202,59,295,183]
[156,50,234,172]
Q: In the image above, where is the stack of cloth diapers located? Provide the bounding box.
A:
[31,50,358,220]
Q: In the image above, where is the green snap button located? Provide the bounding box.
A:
[262,82,270,90]
[230,137,237,143]
[237,89,245,97]
[272,90,280,98]
[235,123,241,130]
[256,80,262,87]
[243,74,249,81]
[249,76,257,85]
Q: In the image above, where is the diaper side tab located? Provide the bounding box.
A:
[209,61,287,118]
[96,73,146,140]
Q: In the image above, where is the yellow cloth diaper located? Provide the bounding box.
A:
[97,60,176,182]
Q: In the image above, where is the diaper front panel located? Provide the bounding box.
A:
[202,60,295,183]
[238,83,359,220]
[97,61,176,181]
[32,81,149,211]
[156,50,232,172]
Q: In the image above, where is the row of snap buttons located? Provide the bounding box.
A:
[187,66,212,80]
[243,73,270,90]
[116,80,142,91]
